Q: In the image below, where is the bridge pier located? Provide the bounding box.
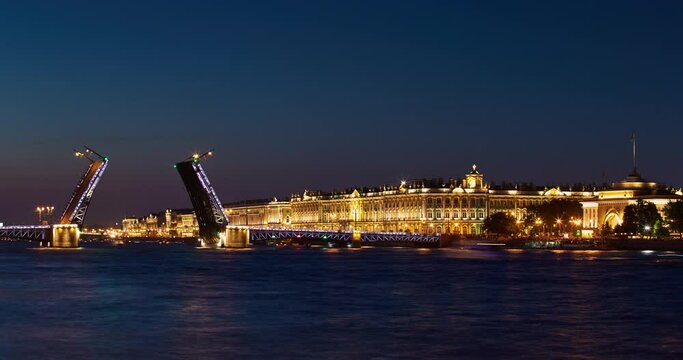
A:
[50,224,80,248]
[352,230,362,248]
[226,227,250,248]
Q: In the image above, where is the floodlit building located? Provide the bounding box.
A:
[580,169,683,236]
[220,165,595,236]
[120,164,681,238]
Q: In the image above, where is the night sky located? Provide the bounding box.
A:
[1,1,682,225]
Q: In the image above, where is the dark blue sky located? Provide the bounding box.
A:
[1,0,682,225]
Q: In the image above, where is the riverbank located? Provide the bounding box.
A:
[499,237,683,251]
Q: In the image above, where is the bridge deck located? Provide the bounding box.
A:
[244,227,442,246]
[0,225,51,241]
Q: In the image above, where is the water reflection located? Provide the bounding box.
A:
[0,243,681,359]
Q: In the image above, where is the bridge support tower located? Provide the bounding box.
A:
[50,224,80,248]
[226,227,250,248]
[352,230,362,248]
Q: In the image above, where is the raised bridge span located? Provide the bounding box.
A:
[175,151,445,248]
[0,147,108,247]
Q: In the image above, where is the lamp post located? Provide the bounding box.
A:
[535,219,543,236]
[36,207,44,224]
[46,206,54,224]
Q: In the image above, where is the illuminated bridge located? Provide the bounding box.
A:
[247,227,443,247]
[175,150,231,248]
[175,150,445,248]
[0,147,109,247]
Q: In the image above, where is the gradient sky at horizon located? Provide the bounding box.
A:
[1,0,682,225]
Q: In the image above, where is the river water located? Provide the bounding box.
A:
[0,243,682,359]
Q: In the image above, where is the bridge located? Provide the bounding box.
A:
[175,150,230,248]
[0,147,109,247]
[247,227,443,247]
[175,151,446,248]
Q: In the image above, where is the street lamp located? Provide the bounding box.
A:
[36,207,44,224]
[46,206,54,224]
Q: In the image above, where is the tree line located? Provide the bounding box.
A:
[483,199,683,238]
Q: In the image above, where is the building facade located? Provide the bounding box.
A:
[120,165,683,238]
[121,165,602,237]
[581,169,683,236]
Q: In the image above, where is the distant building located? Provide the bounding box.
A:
[216,165,594,236]
[121,164,682,238]
[121,217,141,237]
[122,209,198,238]
[581,169,683,236]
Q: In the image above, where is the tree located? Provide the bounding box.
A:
[653,220,670,237]
[664,200,683,234]
[601,223,614,236]
[521,213,541,235]
[527,199,582,234]
[483,212,518,236]
[617,200,664,236]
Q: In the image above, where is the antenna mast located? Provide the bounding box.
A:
[630,132,637,173]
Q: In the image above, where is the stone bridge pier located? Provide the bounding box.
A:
[50,224,80,248]
[225,227,250,248]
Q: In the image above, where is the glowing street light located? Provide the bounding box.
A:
[36,207,44,224]
[36,205,55,224]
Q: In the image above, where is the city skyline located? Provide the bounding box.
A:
[2,1,683,225]
[0,135,680,226]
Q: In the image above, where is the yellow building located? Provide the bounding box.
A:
[225,199,291,227]
[581,170,683,236]
[126,165,672,238]
[223,165,595,236]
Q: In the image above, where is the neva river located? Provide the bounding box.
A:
[1,244,682,359]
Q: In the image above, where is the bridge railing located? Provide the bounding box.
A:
[243,226,441,244]
[0,225,51,241]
